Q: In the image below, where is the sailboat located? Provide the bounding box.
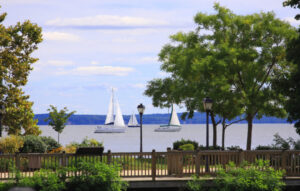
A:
[94,90,126,133]
[155,104,181,132]
[127,113,139,128]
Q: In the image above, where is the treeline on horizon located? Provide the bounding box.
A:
[34,113,288,125]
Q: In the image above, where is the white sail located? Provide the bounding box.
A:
[114,100,125,127]
[104,90,114,125]
[128,113,139,126]
[169,104,181,126]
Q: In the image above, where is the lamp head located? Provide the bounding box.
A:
[203,97,213,111]
[137,103,145,115]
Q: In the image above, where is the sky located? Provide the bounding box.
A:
[1,0,299,115]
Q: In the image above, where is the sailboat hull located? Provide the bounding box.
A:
[155,125,181,132]
[94,125,126,133]
[128,125,140,128]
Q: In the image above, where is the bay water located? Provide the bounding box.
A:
[38,124,300,152]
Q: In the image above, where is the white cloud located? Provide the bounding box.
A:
[59,66,134,76]
[46,15,169,27]
[43,32,80,42]
[284,17,300,26]
[131,83,146,89]
[48,60,75,66]
[91,61,100,65]
[140,56,158,63]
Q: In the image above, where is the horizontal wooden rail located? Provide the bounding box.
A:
[1,150,300,180]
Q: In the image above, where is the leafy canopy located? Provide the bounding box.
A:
[0,7,42,136]
[44,105,75,134]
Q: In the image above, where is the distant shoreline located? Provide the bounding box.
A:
[34,113,289,125]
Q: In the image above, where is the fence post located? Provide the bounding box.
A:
[167,147,172,175]
[107,150,112,164]
[195,150,200,175]
[62,151,66,167]
[152,149,156,181]
[15,152,20,171]
[282,150,288,175]
[239,150,245,165]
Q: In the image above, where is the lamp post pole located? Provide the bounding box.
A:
[137,103,145,153]
[203,97,213,173]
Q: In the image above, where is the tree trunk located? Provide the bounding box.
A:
[210,112,217,148]
[58,132,60,144]
[246,116,253,150]
[222,121,226,150]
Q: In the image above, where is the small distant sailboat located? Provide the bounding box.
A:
[155,104,181,132]
[94,90,126,133]
[127,113,139,128]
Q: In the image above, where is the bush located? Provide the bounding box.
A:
[40,136,61,153]
[0,135,24,154]
[198,145,222,150]
[226,146,242,151]
[18,169,65,191]
[173,139,199,150]
[67,161,128,191]
[255,145,276,150]
[187,160,285,191]
[20,135,46,153]
[80,137,103,147]
[179,144,195,151]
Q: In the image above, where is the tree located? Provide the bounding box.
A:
[0,7,42,136]
[145,3,296,150]
[44,105,75,144]
[274,0,300,135]
[283,0,300,20]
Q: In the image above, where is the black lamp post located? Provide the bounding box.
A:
[0,105,4,137]
[203,97,213,172]
[137,103,145,153]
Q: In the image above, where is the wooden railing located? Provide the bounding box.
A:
[1,150,300,180]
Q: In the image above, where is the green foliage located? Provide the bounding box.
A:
[173,139,199,150]
[20,135,46,153]
[80,137,103,147]
[226,146,242,151]
[0,158,14,172]
[198,145,222,150]
[18,169,65,191]
[44,105,75,143]
[145,3,297,150]
[67,161,128,191]
[179,143,195,151]
[187,160,285,191]
[0,7,42,136]
[0,135,24,153]
[40,136,61,152]
[283,0,300,20]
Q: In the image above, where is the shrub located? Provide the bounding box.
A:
[226,145,242,151]
[80,137,103,147]
[0,158,15,172]
[18,169,65,191]
[0,135,24,154]
[20,135,46,153]
[187,160,285,191]
[198,145,222,150]
[179,143,195,151]
[40,136,61,153]
[67,161,128,191]
[173,139,199,150]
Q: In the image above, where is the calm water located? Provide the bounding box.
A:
[37,124,300,152]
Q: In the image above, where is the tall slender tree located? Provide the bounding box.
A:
[45,105,75,144]
[0,8,42,136]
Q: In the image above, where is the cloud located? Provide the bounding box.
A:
[284,17,300,26]
[43,32,80,41]
[131,83,146,89]
[48,60,75,66]
[57,66,134,76]
[91,61,100,65]
[45,15,169,28]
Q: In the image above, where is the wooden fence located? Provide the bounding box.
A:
[1,149,300,180]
